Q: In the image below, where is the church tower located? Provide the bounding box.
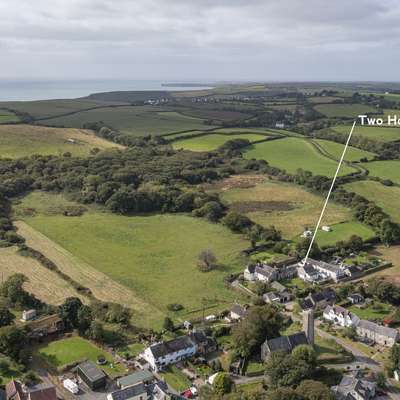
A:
[303,309,314,345]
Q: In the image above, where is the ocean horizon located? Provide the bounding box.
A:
[0,79,213,101]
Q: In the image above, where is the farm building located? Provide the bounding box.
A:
[77,360,107,390]
[117,370,154,389]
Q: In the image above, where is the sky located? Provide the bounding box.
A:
[0,0,399,82]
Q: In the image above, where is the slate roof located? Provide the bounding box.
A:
[245,264,256,273]
[301,264,318,275]
[150,336,195,359]
[271,281,286,293]
[357,319,399,339]
[310,288,336,304]
[77,361,106,382]
[348,293,364,302]
[255,265,274,277]
[324,305,360,325]
[108,383,147,400]
[331,372,376,400]
[231,304,247,318]
[300,298,314,310]
[117,370,154,388]
[188,330,208,345]
[264,332,308,353]
[5,381,56,400]
[307,258,342,273]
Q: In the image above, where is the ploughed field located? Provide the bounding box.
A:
[243,137,357,177]
[0,124,122,158]
[15,192,248,328]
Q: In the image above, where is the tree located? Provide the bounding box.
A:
[0,307,15,327]
[105,304,131,326]
[213,372,233,395]
[77,305,93,335]
[232,305,283,358]
[0,359,10,375]
[248,224,264,249]
[268,387,303,400]
[222,212,253,233]
[296,237,320,259]
[198,249,218,272]
[89,321,105,342]
[292,345,317,369]
[0,325,27,361]
[375,372,386,389]
[296,380,334,400]
[163,317,174,332]
[59,297,83,328]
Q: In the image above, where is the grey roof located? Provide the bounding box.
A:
[109,383,147,400]
[150,335,195,359]
[331,372,376,400]
[301,264,317,275]
[324,305,360,325]
[306,258,341,273]
[246,264,256,273]
[231,304,247,318]
[255,264,274,277]
[78,361,106,382]
[310,288,336,304]
[357,319,399,339]
[300,298,314,310]
[265,332,308,353]
[348,293,364,301]
[117,370,153,388]
[188,330,208,345]
[271,281,286,293]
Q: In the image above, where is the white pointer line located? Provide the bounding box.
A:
[302,119,358,265]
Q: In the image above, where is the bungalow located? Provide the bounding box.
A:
[356,319,399,347]
[143,331,215,371]
[323,305,360,327]
[331,371,376,400]
[261,332,308,361]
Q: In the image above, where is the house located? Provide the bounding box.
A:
[107,383,147,400]
[304,288,336,310]
[355,319,399,347]
[21,310,36,322]
[5,380,57,400]
[296,258,345,283]
[27,314,64,339]
[263,290,292,304]
[323,305,360,327]
[230,304,247,321]
[117,370,154,389]
[261,332,309,361]
[347,293,365,305]
[331,371,376,400]
[143,330,215,371]
[77,361,107,390]
[244,263,297,283]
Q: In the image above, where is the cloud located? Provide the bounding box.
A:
[0,0,399,81]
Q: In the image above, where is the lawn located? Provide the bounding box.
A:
[313,221,376,247]
[159,366,191,392]
[314,139,376,161]
[0,124,121,158]
[172,133,266,151]
[344,180,400,223]
[348,302,393,322]
[19,193,248,326]
[314,103,377,118]
[243,138,356,177]
[360,160,400,185]
[41,106,213,136]
[38,337,125,374]
[219,178,351,238]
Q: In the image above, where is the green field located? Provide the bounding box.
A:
[159,366,191,392]
[314,103,378,118]
[0,110,19,123]
[40,106,213,136]
[313,221,376,247]
[314,139,376,161]
[344,180,400,223]
[243,138,356,176]
[218,178,351,238]
[361,160,400,185]
[0,124,121,158]
[38,337,125,374]
[332,124,400,142]
[173,133,266,151]
[18,193,248,323]
[348,302,393,322]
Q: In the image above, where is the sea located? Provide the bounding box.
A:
[0,79,213,101]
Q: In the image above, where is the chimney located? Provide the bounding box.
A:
[303,309,314,346]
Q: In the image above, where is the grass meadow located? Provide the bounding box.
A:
[0,124,121,158]
[243,138,356,176]
[172,133,266,151]
[361,160,400,185]
[0,110,19,123]
[344,180,400,223]
[314,139,376,161]
[17,193,248,327]
[314,104,377,118]
[332,124,400,142]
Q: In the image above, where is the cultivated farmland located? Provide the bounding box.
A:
[16,193,248,328]
[40,106,213,136]
[332,124,400,142]
[172,133,266,151]
[0,124,121,158]
[344,180,400,223]
[314,104,377,118]
[243,137,356,176]
[0,109,19,123]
